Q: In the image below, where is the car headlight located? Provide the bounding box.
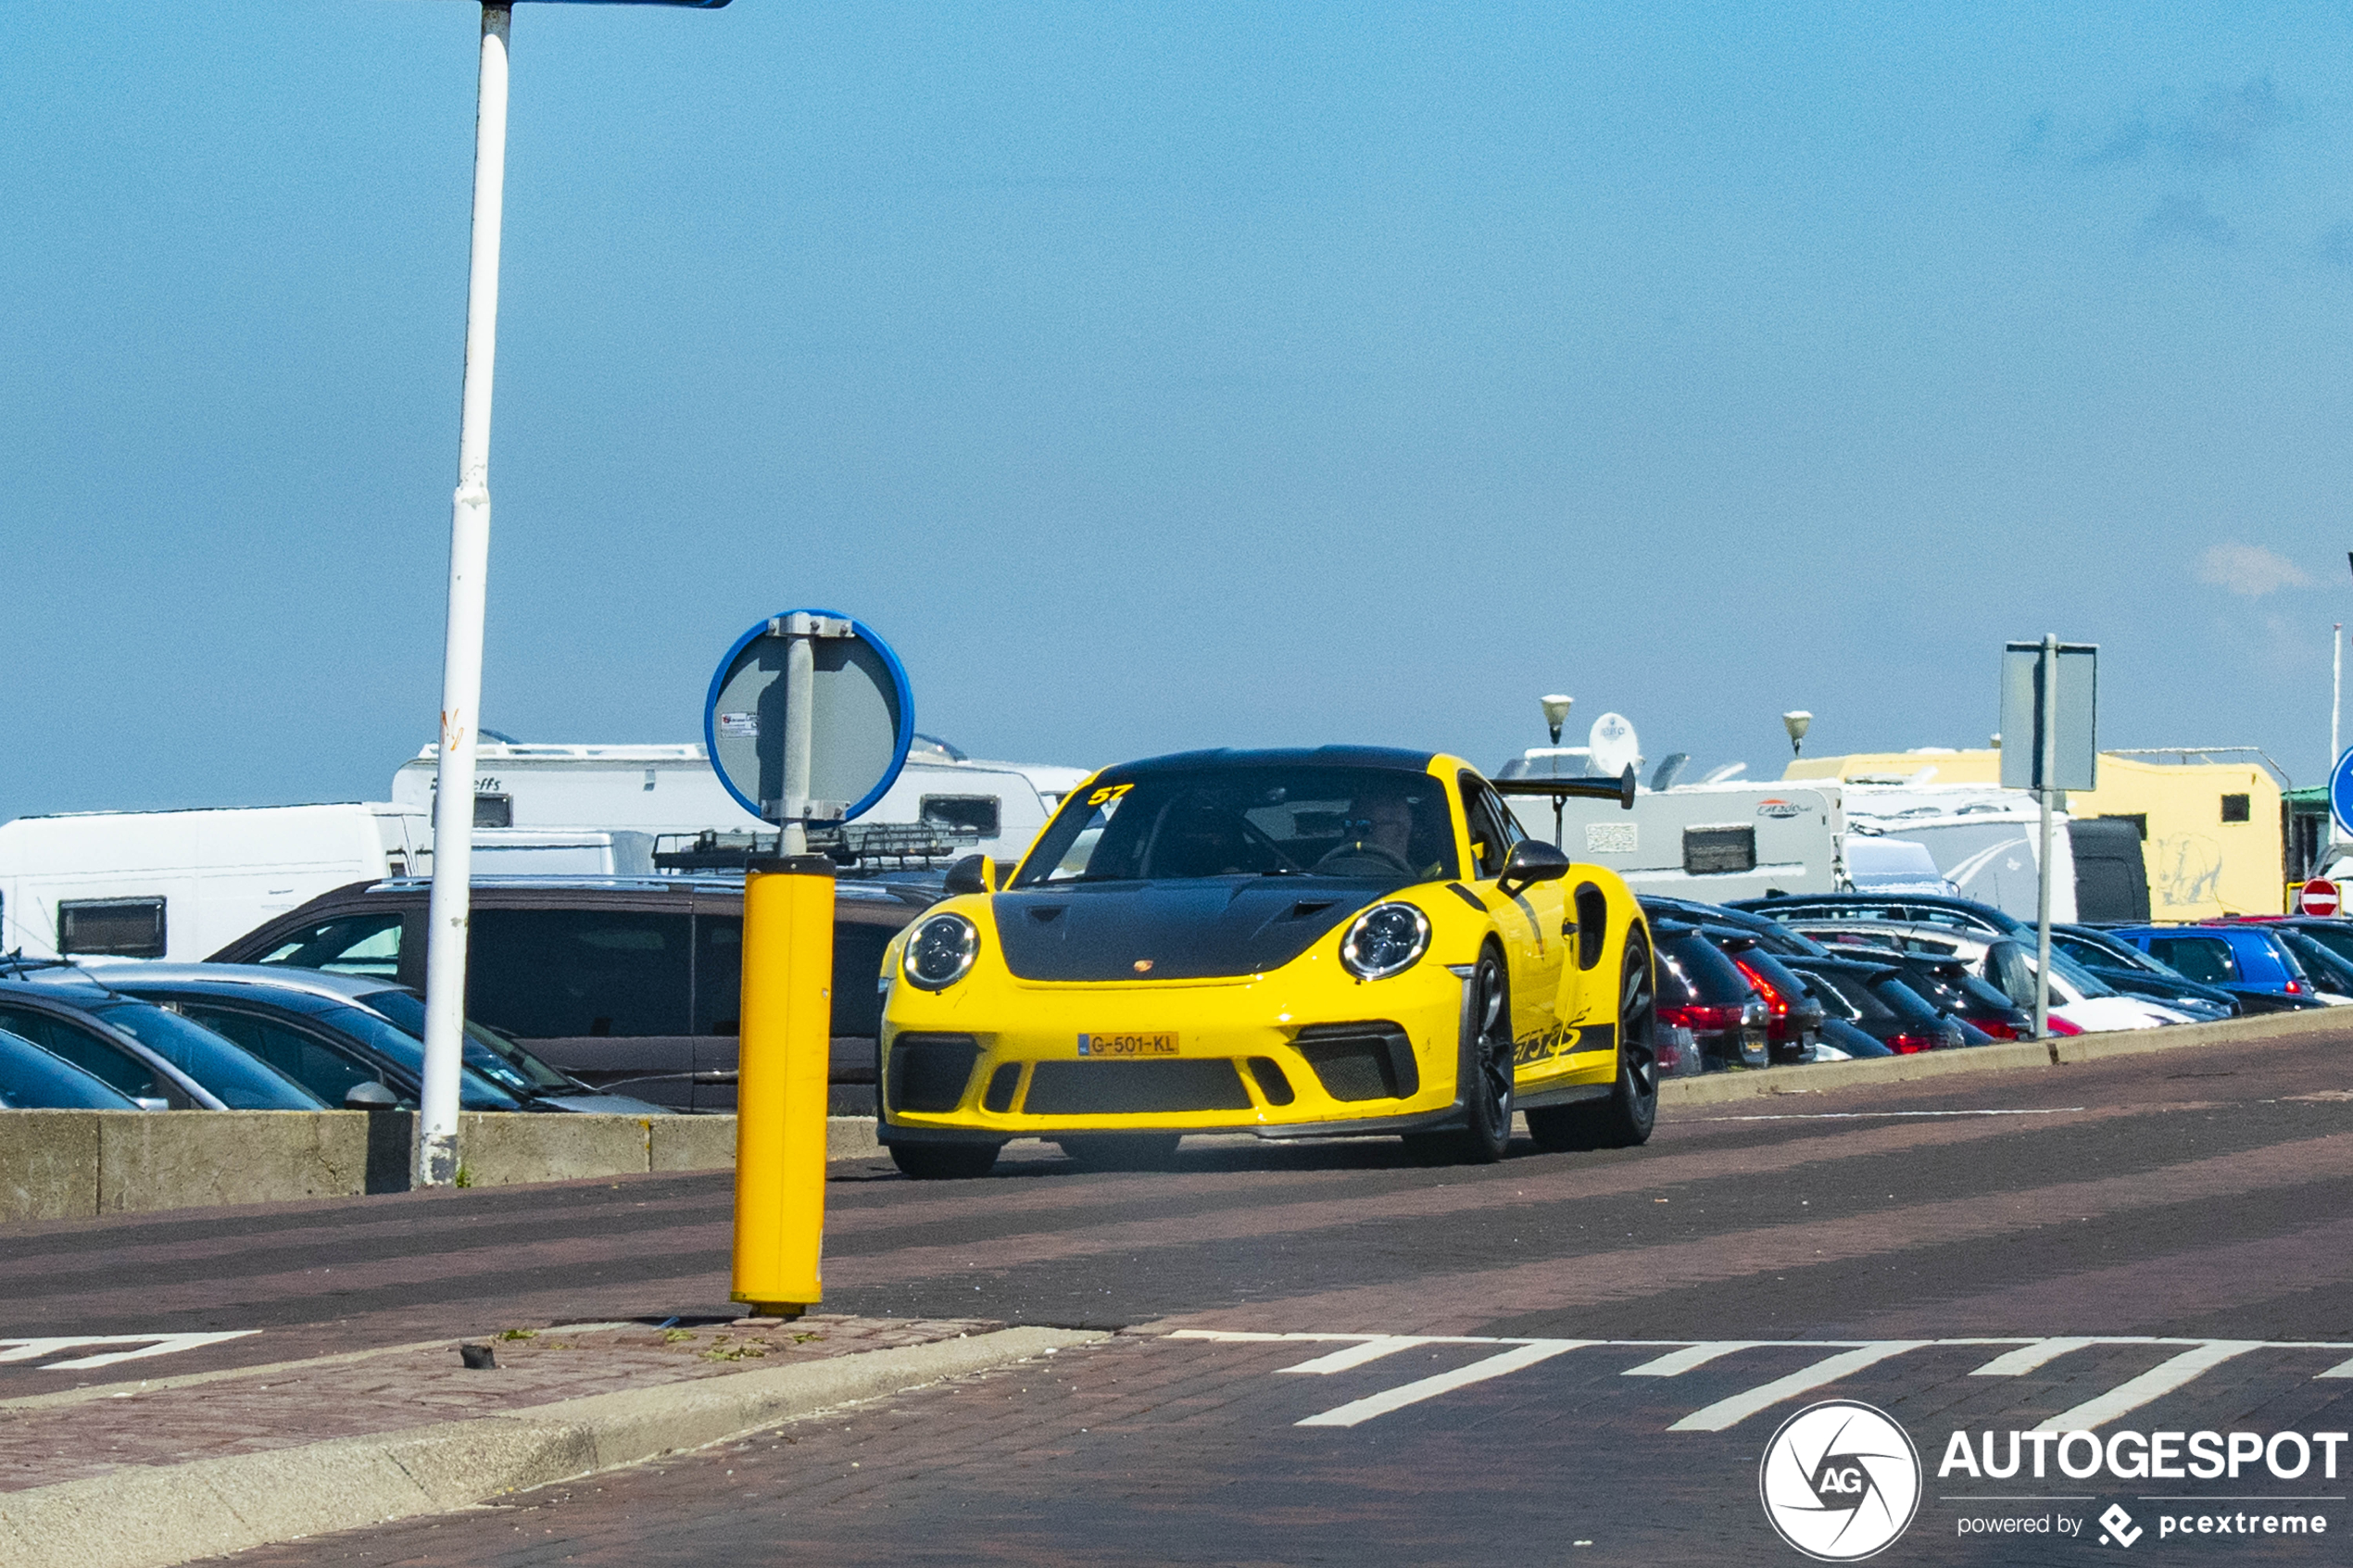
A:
[903,913,980,990]
[1339,901,1430,982]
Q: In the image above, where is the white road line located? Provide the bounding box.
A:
[1969,1337,2119,1376]
[1277,1337,1435,1375]
[1668,1341,1934,1432]
[1297,1341,1593,1428]
[2318,1354,2353,1379]
[1622,1342,1769,1377]
[1165,1330,1377,1345]
[2035,1341,2267,1432]
[1691,1109,2085,1122]
[0,1332,259,1371]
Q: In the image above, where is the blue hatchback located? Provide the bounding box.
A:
[2107,925,2318,1001]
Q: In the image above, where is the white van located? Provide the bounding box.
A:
[1841,784,2078,925]
[0,804,430,963]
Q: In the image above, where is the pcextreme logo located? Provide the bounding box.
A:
[1759,1400,1923,1561]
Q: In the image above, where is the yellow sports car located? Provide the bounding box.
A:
[875,746,1655,1178]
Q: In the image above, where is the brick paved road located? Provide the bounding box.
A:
[14,1027,2353,1562]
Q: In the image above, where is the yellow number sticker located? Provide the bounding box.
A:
[1086,782,1135,809]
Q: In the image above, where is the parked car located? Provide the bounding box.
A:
[1641,896,1830,959]
[1778,956,1969,1054]
[63,966,667,1114]
[2274,928,2353,1000]
[2269,917,2353,970]
[2107,924,2336,1010]
[2046,925,2239,1020]
[1652,920,1769,1070]
[1774,918,2195,1032]
[208,874,938,1112]
[1694,931,1825,1063]
[1860,951,2032,1041]
[1731,892,2020,939]
[1812,1016,1894,1060]
[0,1027,144,1110]
[0,972,325,1110]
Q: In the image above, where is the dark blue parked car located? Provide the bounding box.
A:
[0,1028,142,1110]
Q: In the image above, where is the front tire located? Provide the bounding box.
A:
[1526,931,1658,1152]
[1407,947,1515,1165]
[889,1141,1001,1180]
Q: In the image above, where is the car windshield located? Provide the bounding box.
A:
[2029,947,2117,998]
[1013,766,1459,887]
[306,1001,522,1110]
[2293,923,2353,967]
[358,988,576,1096]
[89,1000,324,1110]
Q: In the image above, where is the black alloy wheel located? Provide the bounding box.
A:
[888,1141,1001,1180]
[1056,1133,1184,1172]
[1408,947,1515,1165]
[1528,931,1659,1152]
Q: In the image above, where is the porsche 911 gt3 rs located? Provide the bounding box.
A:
[875,746,1655,1177]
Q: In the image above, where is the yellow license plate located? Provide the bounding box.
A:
[1077,1031,1178,1058]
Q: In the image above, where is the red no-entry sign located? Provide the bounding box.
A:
[2300,879,2341,917]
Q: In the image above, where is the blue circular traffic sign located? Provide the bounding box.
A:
[2333,747,2353,840]
[703,609,914,825]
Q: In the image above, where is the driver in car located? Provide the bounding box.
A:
[1320,792,1445,881]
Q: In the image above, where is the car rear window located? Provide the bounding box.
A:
[91,1001,323,1110]
[0,1032,139,1110]
[2146,935,2238,985]
[1655,933,1754,1008]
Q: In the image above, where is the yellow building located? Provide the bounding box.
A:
[1785,748,2285,919]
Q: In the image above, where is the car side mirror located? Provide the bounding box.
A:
[1498,840,1572,898]
[944,855,994,897]
[345,1080,399,1112]
[132,1097,170,1112]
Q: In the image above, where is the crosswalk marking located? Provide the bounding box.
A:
[2034,1341,2267,1433]
[0,1333,258,1371]
[1621,1341,1768,1377]
[1167,1331,2353,1433]
[1295,1342,1593,1428]
[1667,1342,1933,1433]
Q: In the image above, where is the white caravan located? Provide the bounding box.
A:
[0,804,430,963]
[387,738,1076,866]
[1497,771,1847,902]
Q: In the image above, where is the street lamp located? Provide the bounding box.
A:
[1781,710,1812,758]
[417,0,731,1189]
[1541,694,1574,746]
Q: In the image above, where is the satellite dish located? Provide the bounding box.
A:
[1588,712,1641,779]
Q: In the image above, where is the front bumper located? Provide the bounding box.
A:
[876,962,1469,1143]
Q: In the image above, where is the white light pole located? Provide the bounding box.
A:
[2033,633,2057,1042]
[418,2,511,1187]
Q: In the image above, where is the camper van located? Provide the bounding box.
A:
[387,738,1073,868]
[0,804,431,963]
[1497,772,1846,902]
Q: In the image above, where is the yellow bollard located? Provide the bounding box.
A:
[731,854,836,1316]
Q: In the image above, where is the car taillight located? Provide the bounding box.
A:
[1658,1003,1746,1032]
[1734,960,1789,1019]
[1970,1019,2020,1041]
[1885,1032,1942,1054]
[2286,980,2306,995]
[2045,1015,2082,1035]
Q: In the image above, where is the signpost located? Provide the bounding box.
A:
[2300,879,2342,918]
[707,610,912,1317]
[416,0,732,1190]
[2000,637,2098,1048]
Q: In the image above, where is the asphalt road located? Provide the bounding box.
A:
[14,1025,2353,1563]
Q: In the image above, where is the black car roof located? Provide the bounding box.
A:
[1104,746,1441,776]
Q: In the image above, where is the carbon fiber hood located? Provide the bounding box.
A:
[989,878,1390,982]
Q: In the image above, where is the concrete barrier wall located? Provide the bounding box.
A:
[0,1113,876,1224]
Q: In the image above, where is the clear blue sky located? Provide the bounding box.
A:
[6,2,2353,817]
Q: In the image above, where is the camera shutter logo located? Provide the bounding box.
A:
[1758,1400,1921,1561]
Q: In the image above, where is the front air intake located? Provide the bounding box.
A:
[888,1035,980,1113]
[1292,1022,1418,1102]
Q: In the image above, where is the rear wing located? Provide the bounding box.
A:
[1490,765,1638,811]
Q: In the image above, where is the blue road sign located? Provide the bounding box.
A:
[2332,747,2353,840]
[704,610,914,826]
